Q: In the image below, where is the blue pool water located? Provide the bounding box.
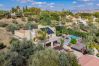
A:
[64,35,79,45]
[70,35,79,39]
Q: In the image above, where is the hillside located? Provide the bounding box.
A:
[0,27,12,46]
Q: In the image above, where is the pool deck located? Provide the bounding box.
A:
[64,35,81,45]
[54,45,83,58]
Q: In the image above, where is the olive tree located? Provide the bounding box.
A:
[28,49,59,66]
[28,49,80,66]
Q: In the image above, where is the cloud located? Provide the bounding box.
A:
[50,5,54,8]
[82,0,91,2]
[32,2,47,5]
[49,3,55,5]
[75,4,85,8]
[73,1,77,4]
[77,0,95,2]
[38,5,42,7]
[15,0,56,8]
[14,0,56,10]
[16,0,32,3]
[47,3,55,6]
[96,4,99,6]
[31,1,55,9]
[87,2,93,5]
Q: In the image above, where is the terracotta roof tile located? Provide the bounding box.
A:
[79,55,99,66]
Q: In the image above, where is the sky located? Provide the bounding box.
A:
[0,0,99,11]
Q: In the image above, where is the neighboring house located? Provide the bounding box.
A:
[72,17,77,23]
[93,17,97,22]
[10,12,16,18]
[72,17,88,26]
[79,55,99,66]
[77,18,88,26]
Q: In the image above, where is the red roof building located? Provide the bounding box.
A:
[79,55,99,66]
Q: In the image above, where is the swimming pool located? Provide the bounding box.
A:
[64,35,79,45]
[70,35,79,39]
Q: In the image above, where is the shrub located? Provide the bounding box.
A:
[0,43,6,49]
[7,23,20,34]
[22,17,26,22]
[87,48,94,55]
[86,44,95,55]
[59,52,80,66]
[70,39,77,44]
[28,16,33,21]
[0,22,8,27]
[96,53,99,57]
[12,19,18,24]
[0,51,26,66]
[11,40,37,58]
[28,49,80,66]
[28,49,59,66]
[24,22,38,30]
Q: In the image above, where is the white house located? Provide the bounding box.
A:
[38,25,56,38]
[14,25,61,48]
[11,12,16,18]
[77,17,88,26]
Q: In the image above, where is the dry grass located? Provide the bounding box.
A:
[0,27,12,47]
[0,18,28,47]
[0,18,27,25]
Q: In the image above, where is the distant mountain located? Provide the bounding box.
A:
[71,9,99,13]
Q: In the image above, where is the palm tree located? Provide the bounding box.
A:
[36,30,48,41]
[60,38,64,48]
[36,30,48,47]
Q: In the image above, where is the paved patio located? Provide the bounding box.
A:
[73,49,83,59]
